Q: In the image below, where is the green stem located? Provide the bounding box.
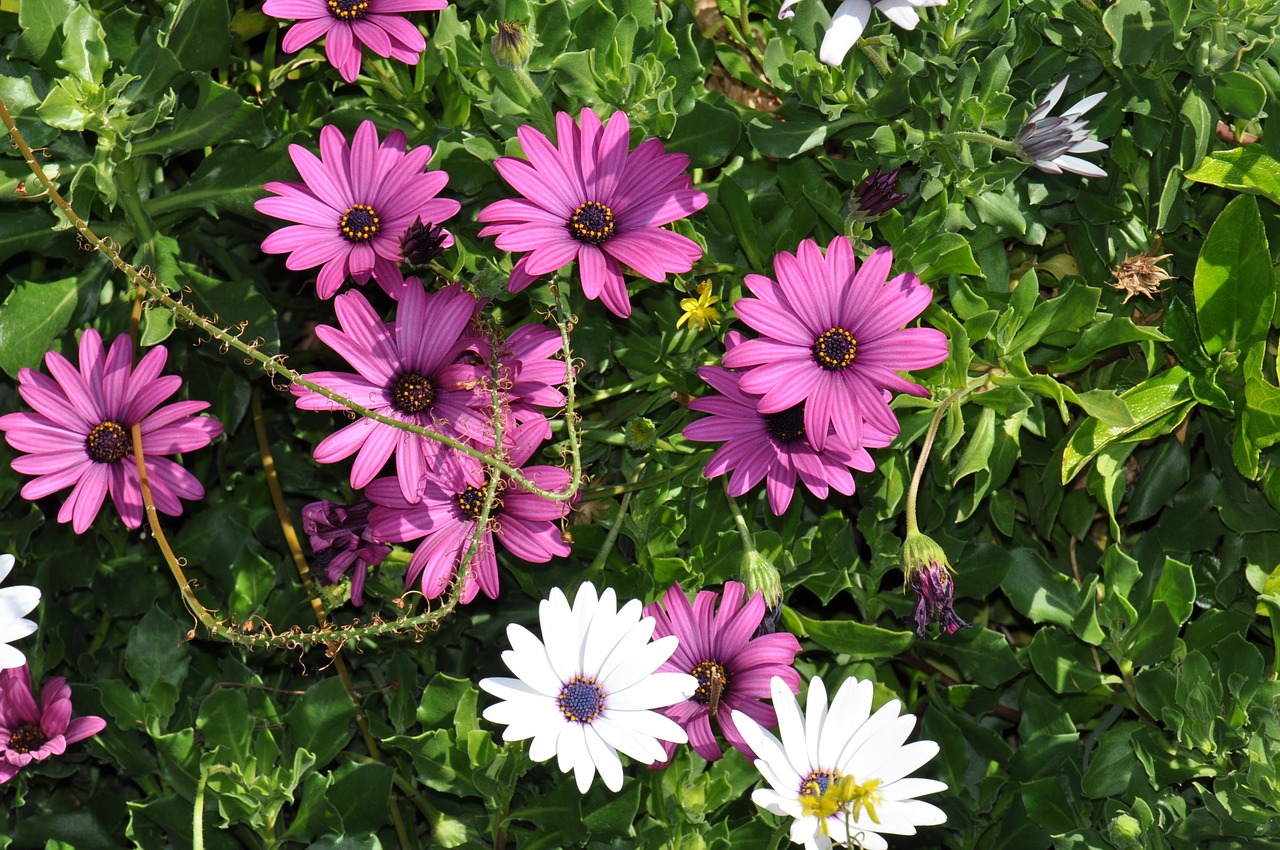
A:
[364,59,407,101]
[578,452,707,500]
[940,130,1018,153]
[116,159,156,244]
[723,478,757,557]
[858,42,892,78]
[507,66,555,133]
[904,379,988,536]
[194,766,233,850]
[589,462,644,573]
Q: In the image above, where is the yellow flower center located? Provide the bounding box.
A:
[799,773,885,837]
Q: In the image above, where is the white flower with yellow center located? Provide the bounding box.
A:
[0,555,40,670]
[733,675,947,850]
[479,581,697,793]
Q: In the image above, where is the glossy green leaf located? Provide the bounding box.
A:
[787,611,915,659]
[1186,146,1280,205]
[0,276,78,379]
[1193,194,1274,356]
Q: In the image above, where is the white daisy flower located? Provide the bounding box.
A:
[0,554,40,670]
[479,581,697,793]
[1013,75,1109,178]
[733,675,948,850]
[778,0,948,67]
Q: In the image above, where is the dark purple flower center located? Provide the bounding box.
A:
[340,204,381,243]
[86,420,132,463]
[391,371,434,413]
[557,675,605,724]
[764,404,806,444]
[811,327,857,371]
[8,722,48,754]
[456,484,486,520]
[799,768,841,799]
[690,659,729,707]
[567,201,616,245]
[327,0,371,21]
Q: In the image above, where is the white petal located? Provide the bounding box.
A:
[502,624,562,695]
[0,585,40,619]
[607,671,696,710]
[870,739,939,784]
[528,728,560,763]
[479,676,547,704]
[556,720,589,783]
[1054,155,1108,177]
[1031,158,1065,175]
[884,777,949,800]
[484,699,562,741]
[601,634,680,693]
[1064,90,1107,117]
[584,725,624,791]
[779,0,803,18]
[1069,139,1109,154]
[804,675,830,772]
[875,0,922,30]
[822,678,874,764]
[772,677,814,777]
[884,797,948,826]
[592,608,656,684]
[540,587,580,681]
[734,708,802,793]
[593,713,669,763]
[1033,76,1070,120]
[819,0,871,66]
[752,787,794,816]
[0,618,38,644]
[0,554,13,582]
[0,643,28,670]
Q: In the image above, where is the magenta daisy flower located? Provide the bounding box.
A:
[0,664,106,784]
[643,581,801,765]
[721,237,948,451]
[685,335,893,515]
[256,120,460,299]
[366,424,573,603]
[291,280,488,502]
[464,323,566,442]
[477,109,708,318]
[263,0,446,83]
[0,331,222,534]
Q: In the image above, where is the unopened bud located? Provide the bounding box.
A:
[1107,813,1142,848]
[741,549,782,610]
[624,416,657,452]
[400,217,448,267]
[492,20,536,69]
[847,166,909,224]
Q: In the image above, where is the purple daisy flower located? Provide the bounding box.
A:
[0,331,222,534]
[477,109,708,319]
[0,664,106,784]
[721,237,948,451]
[464,323,566,442]
[302,500,392,606]
[263,0,446,84]
[643,581,801,765]
[366,424,573,604]
[290,280,488,502]
[685,334,893,515]
[256,120,460,300]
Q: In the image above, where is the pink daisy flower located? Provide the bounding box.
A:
[0,664,106,784]
[0,331,222,534]
[684,333,892,515]
[477,109,708,319]
[464,323,566,443]
[366,424,574,604]
[643,581,801,765]
[721,237,948,451]
[263,0,446,84]
[256,120,460,300]
[291,280,488,502]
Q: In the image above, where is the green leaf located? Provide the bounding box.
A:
[1061,367,1195,482]
[787,611,915,659]
[132,73,269,157]
[1000,549,1088,629]
[925,627,1024,688]
[197,688,253,766]
[1102,0,1173,65]
[1081,725,1141,798]
[287,677,358,770]
[667,100,741,169]
[1185,146,1280,206]
[0,276,78,379]
[13,0,77,63]
[162,0,231,74]
[1193,194,1275,356]
[56,4,109,86]
[1214,72,1268,120]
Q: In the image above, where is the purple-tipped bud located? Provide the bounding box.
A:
[848,166,909,223]
[492,19,535,69]
[902,533,968,638]
[400,217,447,268]
[302,500,391,607]
[753,602,785,638]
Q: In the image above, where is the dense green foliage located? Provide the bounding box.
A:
[4,0,1280,848]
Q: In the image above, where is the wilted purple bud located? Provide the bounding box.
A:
[848,166,909,223]
[400,217,447,268]
[753,602,785,638]
[1013,75,1109,179]
[902,533,968,638]
[302,500,391,607]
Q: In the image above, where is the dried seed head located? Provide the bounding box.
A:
[1111,251,1173,303]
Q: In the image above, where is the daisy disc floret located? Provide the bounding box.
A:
[478,109,709,319]
[263,0,446,83]
[290,281,488,502]
[643,581,801,765]
[721,237,948,452]
[0,556,39,671]
[0,664,106,784]
[0,331,222,534]
[256,120,460,299]
[479,581,697,792]
[734,676,948,850]
[1013,75,1109,179]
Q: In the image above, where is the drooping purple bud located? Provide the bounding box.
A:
[753,602,785,638]
[848,166,909,223]
[400,217,448,268]
[302,500,391,607]
[902,533,968,638]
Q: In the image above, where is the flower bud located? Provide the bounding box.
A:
[624,416,657,452]
[901,532,968,638]
[492,19,535,69]
[302,500,391,607]
[847,166,909,224]
[1107,813,1142,849]
[400,217,447,267]
[741,549,782,610]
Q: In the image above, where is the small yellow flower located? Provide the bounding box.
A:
[677,280,721,331]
